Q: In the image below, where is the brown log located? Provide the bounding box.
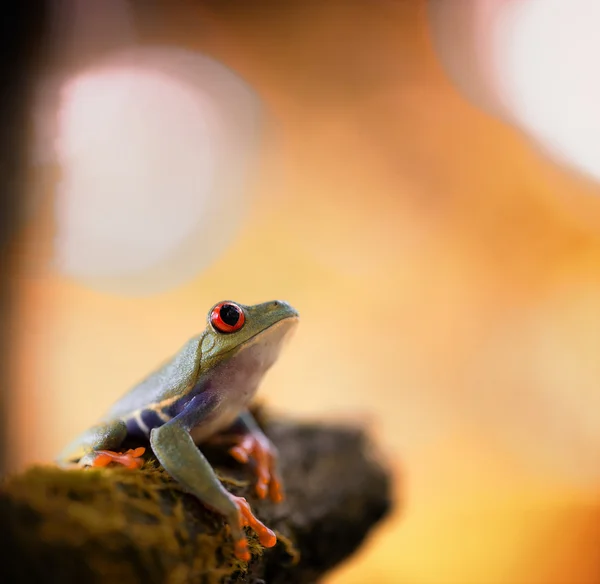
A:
[0,414,394,583]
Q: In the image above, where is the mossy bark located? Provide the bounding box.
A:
[0,414,393,584]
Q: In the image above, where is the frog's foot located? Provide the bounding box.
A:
[231,495,277,561]
[86,447,146,470]
[229,435,283,502]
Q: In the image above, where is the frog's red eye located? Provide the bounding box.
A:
[210,302,245,333]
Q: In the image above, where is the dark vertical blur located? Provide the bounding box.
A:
[0,4,49,476]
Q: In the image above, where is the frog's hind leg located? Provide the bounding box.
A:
[150,411,277,562]
[150,392,277,562]
[56,420,145,470]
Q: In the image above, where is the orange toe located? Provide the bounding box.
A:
[227,435,284,503]
[269,475,284,504]
[234,538,251,562]
[91,447,145,470]
[232,495,277,549]
[229,445,250,464]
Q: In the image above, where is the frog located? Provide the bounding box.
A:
[56,300,299,562]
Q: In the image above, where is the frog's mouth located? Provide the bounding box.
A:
[238,314,299,351]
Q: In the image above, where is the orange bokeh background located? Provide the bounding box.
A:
[9,2,600,582]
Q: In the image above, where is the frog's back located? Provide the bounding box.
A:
[103,334,204,421]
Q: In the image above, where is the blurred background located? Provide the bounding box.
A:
[5,1,600,582]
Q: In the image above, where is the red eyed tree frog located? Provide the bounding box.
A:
[56,300,299,562]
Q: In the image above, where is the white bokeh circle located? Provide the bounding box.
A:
[427,0,600,184]
[50,48,263,295]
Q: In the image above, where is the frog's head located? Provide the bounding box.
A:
[200,300,299,370]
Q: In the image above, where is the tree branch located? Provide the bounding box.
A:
[1,414,393,583]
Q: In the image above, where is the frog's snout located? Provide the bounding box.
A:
[269,300,299,319]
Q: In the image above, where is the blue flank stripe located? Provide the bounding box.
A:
[124,409,169,439]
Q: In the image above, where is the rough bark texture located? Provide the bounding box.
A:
[0,414,393,584]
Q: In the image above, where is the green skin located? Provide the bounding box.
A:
[56,300,299,555]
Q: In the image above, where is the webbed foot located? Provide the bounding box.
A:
[231,495,277,561]
[87,447,146,469]
[229,435,283,502]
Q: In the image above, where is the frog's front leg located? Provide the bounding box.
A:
[209,410,283,503]
[150,395,276,562]
[56,419,145,470]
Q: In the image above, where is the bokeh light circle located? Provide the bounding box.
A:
[52,47,263,295]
